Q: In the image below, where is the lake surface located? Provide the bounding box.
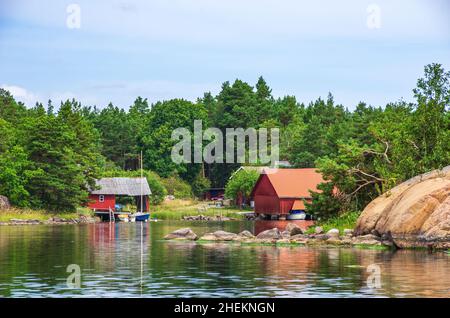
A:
[0,221,449,298]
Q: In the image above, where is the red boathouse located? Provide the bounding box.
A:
[250,168,325,217]
[88,177,152,212]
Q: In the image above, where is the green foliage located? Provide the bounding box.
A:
[140,99,207,181]
[190,173,211,198]
[0,63,447,218]
[225,169,260,203]
[305,182,342,220]
[24,115,88,211]
[0,145,35,207]
[306,211,360,234]
[313,63,450,215]
[161,174,193,199]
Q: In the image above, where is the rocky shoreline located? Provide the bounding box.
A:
[0,215,100,226]
[182,215,238,221]
[163,224,400,250]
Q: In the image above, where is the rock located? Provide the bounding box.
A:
[326,237,344,245]
[10,219,27,223]
[343,229,354,237]
[314,234,330,241]
[353,234,381,242]
[237,230,255,239]
[0,195,11,210]
[381,240,395,248]
[285,223,304,236]
[326,228,340,238]
[290,234,308,243]
[306,238,325,245]
[281,230,291,239]
[256,228,282,240]
[352,234,382,246]
[314,226,324,234]
[199,230,238,241]
[341,237,353,245]
[354,166,450,249]
[164,228,198,240]
[371,229,381,237]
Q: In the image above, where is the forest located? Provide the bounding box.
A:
[0,63,449,219]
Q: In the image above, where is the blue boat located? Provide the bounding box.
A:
[135,212,150,222]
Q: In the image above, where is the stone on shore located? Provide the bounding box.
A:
[237,230,255,239]
[351,234,382,246]
[199,230,238,241]
[326,228,340,238]
[164,228,198,240]
[354,166,450,249]
[256,228,282,240]
[9,219,42,225]
[0,195,11,210]
[343,229,354,237]
[285,223,304,236]
[314,226,324,234]
[326,237,344,246]
[290,234,309,244]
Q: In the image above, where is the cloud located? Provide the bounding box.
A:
[0,80,218,110]
[0,84,39,106]
[0,84,98,108]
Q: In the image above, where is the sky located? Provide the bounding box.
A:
[0,0,449,110]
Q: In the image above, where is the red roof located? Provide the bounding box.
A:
[259,168,325,198]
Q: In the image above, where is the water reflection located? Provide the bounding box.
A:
[0,222,449,297]
[254,220,314,234]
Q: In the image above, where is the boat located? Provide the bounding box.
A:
[134,212,150,222]
[287,211,306,220]
[134,151,150,223]
[117,214,131,222]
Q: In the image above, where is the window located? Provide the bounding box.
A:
[99,195,105,203]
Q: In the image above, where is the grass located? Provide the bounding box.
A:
[151,199,248,220]
[306,211,360,235]
[0,200,246,222]
[0,207,94,222]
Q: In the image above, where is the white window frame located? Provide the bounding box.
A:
[99,195,105,203]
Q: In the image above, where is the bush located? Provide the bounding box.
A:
[306,182,342,220]
[225,169,259,204]
[161,174,193,199]
[191,174,211,198]
[306,211,360,234]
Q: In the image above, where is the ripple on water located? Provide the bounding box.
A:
[1,222,449,297]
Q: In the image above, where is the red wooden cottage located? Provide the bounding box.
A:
[250,168,325,218]
[88,177,152,212]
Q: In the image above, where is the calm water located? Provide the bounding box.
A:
[0,221,449,298]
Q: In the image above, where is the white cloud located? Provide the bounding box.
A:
[0,80,218,110]
[0,84,97,108]
[0,84,39,106]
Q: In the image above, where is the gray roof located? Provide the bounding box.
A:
[90,178,151,196]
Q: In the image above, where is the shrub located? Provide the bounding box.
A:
[161,174,193,199]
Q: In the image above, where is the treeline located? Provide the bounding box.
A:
[0,63,448,216]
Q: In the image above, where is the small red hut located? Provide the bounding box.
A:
[88,177,152,212]
[250,168,324,218]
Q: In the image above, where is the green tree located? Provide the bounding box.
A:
[24,115,88,211]
[224,169,259,206]
[141,99,207,181]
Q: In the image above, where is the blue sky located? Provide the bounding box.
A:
[0,0,449,109]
